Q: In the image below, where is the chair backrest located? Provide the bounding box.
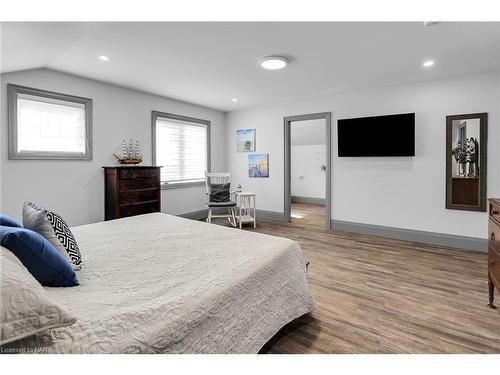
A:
[205,171,231,193]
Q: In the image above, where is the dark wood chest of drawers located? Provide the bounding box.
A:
[103,166,162,221]
[488,198,500,308]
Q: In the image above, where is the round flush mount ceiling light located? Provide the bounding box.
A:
[422,60,435,68]
[231,98,239,102]
[423,21,441,27]
[99,55,110,61]
[259,56,289,70]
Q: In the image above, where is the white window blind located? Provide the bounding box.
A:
[17,93,87,154]
[155,116,208,185]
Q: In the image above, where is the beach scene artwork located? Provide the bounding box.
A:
[237,129,256,152]
[248,154,269,178]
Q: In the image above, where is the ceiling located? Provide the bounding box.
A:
[1,22,499,112]
[291,119,325,146]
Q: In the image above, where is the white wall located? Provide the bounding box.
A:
[0,68,226,225]
[290,119,325,145]
[226,70,500,239]
[290,120,326,199]
[291,144,326,199]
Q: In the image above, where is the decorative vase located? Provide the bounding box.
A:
[458,163,467,177]
[468,162,478,178]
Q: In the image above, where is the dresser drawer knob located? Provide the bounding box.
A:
[492,232,496,241]
[493,210,499,215]
[491,260,496,267]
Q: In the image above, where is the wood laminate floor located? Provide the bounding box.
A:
[291,202,326,228]
[211,204,500,353]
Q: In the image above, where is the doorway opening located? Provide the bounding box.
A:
[284,113,331,229]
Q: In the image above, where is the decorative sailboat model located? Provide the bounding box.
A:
[113,139,143,165]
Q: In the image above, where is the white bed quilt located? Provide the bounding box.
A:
[11,213,314,353]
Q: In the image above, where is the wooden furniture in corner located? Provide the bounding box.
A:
[488,198,500,308]
[103,166,162,221]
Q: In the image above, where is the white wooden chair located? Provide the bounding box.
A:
[205,172,237,227]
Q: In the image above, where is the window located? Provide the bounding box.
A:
[152,111,210,188]
[8,84,93,160]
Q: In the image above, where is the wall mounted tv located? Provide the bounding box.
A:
[337,113,415,157]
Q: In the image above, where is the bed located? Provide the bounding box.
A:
[9,213,314,353]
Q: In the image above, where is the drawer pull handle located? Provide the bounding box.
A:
[493,210,499,215]
[492,232,496,241]
[491,261,496,267]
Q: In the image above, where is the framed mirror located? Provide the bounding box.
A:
[446,113,487,211]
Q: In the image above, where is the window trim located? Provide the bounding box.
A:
[151,110,211,190]
[7,84,93,160]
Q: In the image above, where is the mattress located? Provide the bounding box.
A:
[9,213,314,353]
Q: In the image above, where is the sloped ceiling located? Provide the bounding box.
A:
[2,22,499,111]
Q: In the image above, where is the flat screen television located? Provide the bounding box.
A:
[337,113,415,157]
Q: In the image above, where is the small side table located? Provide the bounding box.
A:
[234,191,256,229]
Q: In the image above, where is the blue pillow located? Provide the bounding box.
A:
[0,226,79,287]
[0,213,23,228]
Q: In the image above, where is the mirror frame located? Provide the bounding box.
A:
[445,112,488,212]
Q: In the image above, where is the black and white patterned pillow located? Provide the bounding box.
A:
[23,202,82,271]
[45,211,82,270]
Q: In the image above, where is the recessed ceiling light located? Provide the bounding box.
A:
[259,56,288,70]
[231,98,238,102]
[423,60,435,68]
[99,55,109,61]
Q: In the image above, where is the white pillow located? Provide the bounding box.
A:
[0,246,76,345]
